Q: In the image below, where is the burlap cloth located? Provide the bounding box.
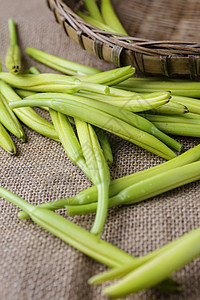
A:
[0,1,200,299]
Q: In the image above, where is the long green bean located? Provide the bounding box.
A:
[0,83,59,141]
[26,47,100,76]
[151,122,200,137]
[49,109,92,181]
[75,120,110,235]
[5,19,21,74]
[103,226,200,298]
[9,97,177,160]
[94,128,113,164]
[0,73,109,95]
[117,77,200,98]
[84,0,104,23]
[24,92,181,152]
[0,186,134,267]
[2,186,177,291]
[78,65,135,86]
[18,143,200,220]
[77,91,170,112]
[101,0,128,35]
[66,160,200,215]
[77,11,115,32]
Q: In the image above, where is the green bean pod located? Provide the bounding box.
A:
[0,82,59,141]
[103,226,200,298]
[24,92,181,152]
[9,97,177,160]
[149,101,188,114]
[171,95,200,115]
[5,19,21,74]
[15,89,37,98]
[26,47,100,76]
[78,65,135,86]
[66,160,200,215]
[78,91,170,112]
[0,186,136,267]
[75,119,110,236]
[77,11,115,32]
[18,143,200,220]
[0,72,109,95]
[0,122,16,154]
[151,121,200,137]
[49,109,92,181]
[0,83,26,142]
[117,77,200,98]
[94,128,113,164]
[84,0,104,23]
[101,0,128,35]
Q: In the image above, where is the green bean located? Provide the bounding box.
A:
[66,160,200,215]
[10,96,177,159]
[171,95,200,114]
[28,66,40,75]
[0,82,26,141]
[26,47,100,76]
[0,122,16,154]
[24,92,181,152]
[0,83,59,141]
[75,120,110,235]
[94,128,113,164]
[142,113,200,124]
[0,72,109,95]
[0,186,134,268]
[117,77,200,98]
[89,223,188,284]
[103,226,200,298]
[15,89,37,98]
[2,186,178,292]
[84,0,104,23]
[18,143,200,220]
[101,0,128,35]
[77,11,115,32]
[5,19,21,74]
[149,101,188,114]
[49,109,92,181]
[78,65,135,86]
[78,91,170,112]
[151,121,200,137]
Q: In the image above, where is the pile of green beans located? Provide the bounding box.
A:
[1,15,200,300]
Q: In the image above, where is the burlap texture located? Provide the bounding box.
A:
[0,1,200,299]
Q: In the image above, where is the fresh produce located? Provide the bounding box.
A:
[1,14,200,300]
[93,226,200,298]
[9,97,178,160]
[75,119,110,236]
[49,109,92,181]
[5,19,21,74]
[0,121,16,154]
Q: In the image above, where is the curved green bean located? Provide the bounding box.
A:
[9,98,177,160]
[66,160,200,215]
[18,143,200,219]
[24,92,181,151]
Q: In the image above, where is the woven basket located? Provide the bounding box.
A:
[47,0,200,77]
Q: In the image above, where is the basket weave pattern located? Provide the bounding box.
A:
[47,0,200,77]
